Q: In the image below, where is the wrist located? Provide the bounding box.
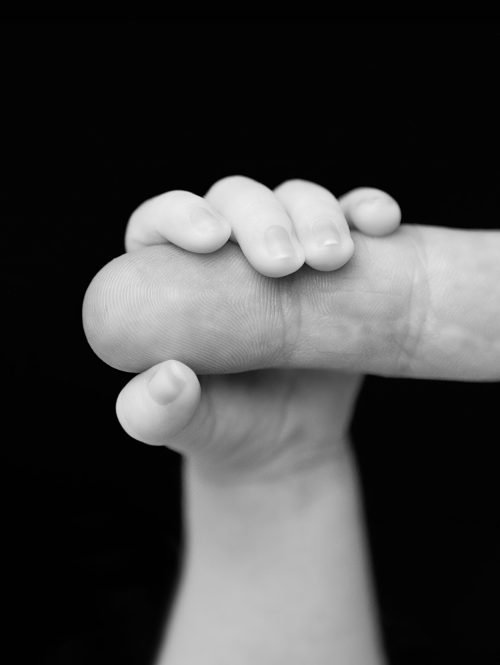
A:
[158,446,386,665]
[182,443,353,563]
[183,441,353,530]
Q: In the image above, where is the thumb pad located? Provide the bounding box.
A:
[82,242,288,374]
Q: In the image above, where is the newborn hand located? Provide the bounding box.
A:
[101,177,401,480]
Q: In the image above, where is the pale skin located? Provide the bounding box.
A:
[119,177,400,665]
[82,175,499,664]
[114,177,402,475]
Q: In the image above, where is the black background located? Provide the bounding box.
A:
[2,17,499,664]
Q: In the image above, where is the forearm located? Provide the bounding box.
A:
[155,450,386,665]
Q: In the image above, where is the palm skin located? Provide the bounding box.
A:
[189,368,362,480]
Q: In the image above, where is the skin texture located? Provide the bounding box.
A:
[82,177,498,664]
[124,177,382,277]
[105,180,403,479]
[83,224,500,382]
[95,180,396,664]
[157,452,386,665]
[83,174,500,476]
[110,180,398,476]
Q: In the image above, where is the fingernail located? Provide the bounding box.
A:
[190,206,225,234]
[148,362,185,405]
[265,225,297,259]
[311,218,341,247]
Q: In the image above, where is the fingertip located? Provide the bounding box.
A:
[124,191,232,254]
[338,233,355,266]
[349,195,402,237]
[116,360,201,446]
[305,233,354,272]
[253,251,306,278]
[251,227,306,278]
[339,187,403,237]
[188,206,232,252]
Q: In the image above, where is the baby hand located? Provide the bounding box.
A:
[113,176,401,481]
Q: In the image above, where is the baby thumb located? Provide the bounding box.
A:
[116,359,215,454]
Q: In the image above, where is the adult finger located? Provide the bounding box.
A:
[83,225,500,382]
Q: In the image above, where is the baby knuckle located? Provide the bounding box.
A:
[274,178,309,194]
[207,174,253,196]
[160,189,197,205]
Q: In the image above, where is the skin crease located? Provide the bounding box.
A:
[108,183,392,665]
[82,229,416,376]
[90,180,400,478]
[116,362,363,479]
[108,244,365,477]
[82,179,498,664]
[83,223,500,381]
[85,220,500,476]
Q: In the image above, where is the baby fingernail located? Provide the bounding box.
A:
[265,225,297,259]
[148,362,185,405]
[190,206,225,234]
[311,218,341,247]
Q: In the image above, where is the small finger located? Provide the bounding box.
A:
[116,359,206,447]
[274,178,354,271]
[125,190,232,253]
[205,175,305,278]
[338,187,402,237]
